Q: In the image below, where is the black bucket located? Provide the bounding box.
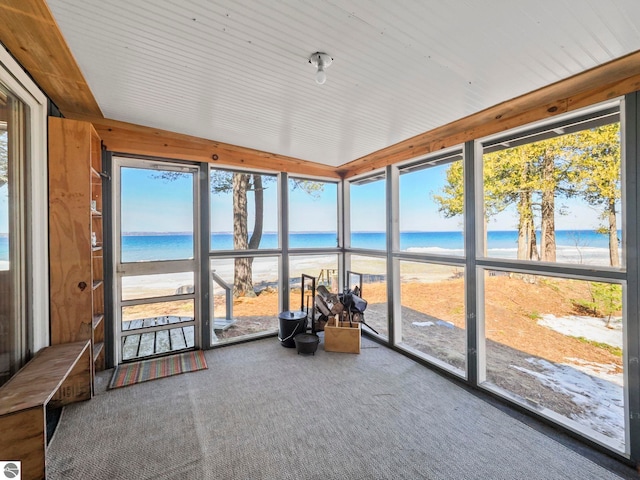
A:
[278,311,307,347]
[294,333,319,355]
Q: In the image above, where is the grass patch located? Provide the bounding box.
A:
[575,336,622,357]
[540,278,561,292]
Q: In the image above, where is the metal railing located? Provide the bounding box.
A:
[211,271,234,329]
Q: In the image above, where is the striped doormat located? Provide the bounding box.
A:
[109,350,207,389]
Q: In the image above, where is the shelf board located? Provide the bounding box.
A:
[93,342,104,361]
[92,245,103,253]
[91,210,102,217]
[92,314,104,329]
[92,280,103,290]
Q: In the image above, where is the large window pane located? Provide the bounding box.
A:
[0,85,27,386]
[397,261,465,376]
[400,156,464,255]
[350,175,386,250]
[210,256,280,344]
[289,254,339,309]
[210,170,279,250]
[349,254,387,338]
[482,271,624,451]
[481,121,622,267]
[287,255,338,344]
[288,178,338,248]
[289,254,339,288]
[120,167,194,262]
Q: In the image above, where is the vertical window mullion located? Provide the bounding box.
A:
[624,92,640,461]
[465,140,480,386]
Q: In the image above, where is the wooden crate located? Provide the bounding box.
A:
[324,316,361,354]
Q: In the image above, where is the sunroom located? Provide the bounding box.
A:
[1,1,640,479]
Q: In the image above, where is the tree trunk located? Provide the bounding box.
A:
[540,151,556,262]
[232,173,255,297]
[248,174,264,249]
[234,257,254,297]
[517,190,537,260]
[236,175,266,297]
[233,173,249,251]
[608,197,620,267]
[517,203,528,260]
[528,217,539,261]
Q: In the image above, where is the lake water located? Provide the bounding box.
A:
[0,230,618,266]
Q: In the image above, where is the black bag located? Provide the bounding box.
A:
[339,289,368,313]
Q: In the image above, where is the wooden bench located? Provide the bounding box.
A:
[0,340,92,480]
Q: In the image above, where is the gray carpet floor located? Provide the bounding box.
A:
[48,336,632,479]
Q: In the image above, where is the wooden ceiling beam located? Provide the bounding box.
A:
[339,49,640,178]
[76,116,341,179]
[0,0,103,118]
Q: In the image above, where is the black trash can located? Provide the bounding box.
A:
[278,311,307,347]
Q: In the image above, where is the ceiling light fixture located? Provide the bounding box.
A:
[309,52,333,85]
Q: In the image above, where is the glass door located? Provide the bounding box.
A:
[0,82,28,385]
[114,157,200,363]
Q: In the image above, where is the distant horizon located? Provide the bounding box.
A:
[118,228,615,236]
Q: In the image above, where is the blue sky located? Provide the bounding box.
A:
[116,163,611,234]
[121,167,195,233]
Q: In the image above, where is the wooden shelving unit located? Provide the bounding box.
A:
[90,125,105,372]
[49,117,106,387]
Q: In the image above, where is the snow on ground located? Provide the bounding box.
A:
[412,321,434,327]
[513,314,625,446]
[411,320,454,328]
[512,358,624,444]
[538,314,622,348]
[412,312,625,444]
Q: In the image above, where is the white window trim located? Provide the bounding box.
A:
[0,44,49,351]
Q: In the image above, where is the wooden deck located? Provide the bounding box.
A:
[122,316,194,361]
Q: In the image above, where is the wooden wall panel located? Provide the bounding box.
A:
[85,117,341,179]
[48,117,94,344]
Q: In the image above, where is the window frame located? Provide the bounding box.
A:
[0,44,48,358]
[209,166,281,253]
[475,99,629,454]
[478,102,623,270]
[287,174,341,251]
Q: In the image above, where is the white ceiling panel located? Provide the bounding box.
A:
[47,0,640,166]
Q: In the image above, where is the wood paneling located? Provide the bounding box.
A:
[49,117,106,381]
[0,0,102,117]
[339,50,640,178]
[48,117,94,345]
[78,117,341,178]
